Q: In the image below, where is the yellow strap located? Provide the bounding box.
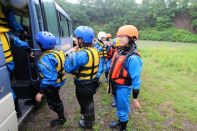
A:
[39,50,66,83]
[0,5,10,32]
[0,32,13,63]
[74,47,99,80]
[0,27,10,33]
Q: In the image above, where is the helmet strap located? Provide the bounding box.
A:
[77,38,83,48]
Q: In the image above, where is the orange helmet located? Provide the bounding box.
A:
[116,25,138,39]
[106,33,112,38]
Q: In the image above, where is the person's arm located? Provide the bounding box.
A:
[127,55,142,109]
[95,43,103,52]
[8,32,34,56]
[3,7,24,31]
[64,51,88,73]
[127,55,142,99]
[35,55,57,102]
[106,45,110,53]
[94,43,99,50]
[9,33,29,48]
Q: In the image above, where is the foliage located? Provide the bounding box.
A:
[56,0,197,42]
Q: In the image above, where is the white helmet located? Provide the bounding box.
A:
[9,0,28,9]
[97,31,106,40]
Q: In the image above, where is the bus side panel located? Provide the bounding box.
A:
[0,93,18,131]
[0,41,17,131]
[0,66,12,99]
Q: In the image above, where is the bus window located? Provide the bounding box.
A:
[59,13,69,37]
[68,21,73,36]
[42,0,59,37]
[34,0,44,31]
[13,14,32,47]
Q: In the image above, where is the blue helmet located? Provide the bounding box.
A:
[74,26,95,44]
[36,31,56,50]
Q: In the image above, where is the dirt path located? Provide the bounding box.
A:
[19,74,197,131]
[19,76,120,131]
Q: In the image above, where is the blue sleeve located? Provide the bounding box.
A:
[38,54,58,89]
[106,45,110,52]
[64,51,88,73]
[106,59,111,70]
[94,43,99,50]
[3,8,24,31]
[126,55,142,89]
[94,43,103,52]
[8,33,29,49]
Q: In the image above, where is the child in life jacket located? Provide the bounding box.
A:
[108,25,142,131]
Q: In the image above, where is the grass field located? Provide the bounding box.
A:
[20,40,197,131]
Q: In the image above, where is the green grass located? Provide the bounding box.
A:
[20,40,197,131]
[132,40,197,130]
[98,40,197,130]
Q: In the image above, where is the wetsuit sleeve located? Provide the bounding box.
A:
[64,51,88,73]
[38,54,57,89]
[8,33,31,53]
[3,7,24,31]
[127,55,143,98]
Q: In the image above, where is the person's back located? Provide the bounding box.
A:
[64,26,100,129]
[35,31,66,127]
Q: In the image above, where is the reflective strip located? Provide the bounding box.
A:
[0,33,13,63]
[39,50,66,83]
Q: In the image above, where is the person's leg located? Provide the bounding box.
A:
[13,93,22,117]
[45,87,66,127]
[75,80,98,129]
[24,85,40,105]
[8,64,22,117]
[78,93,94,129]
[110,87,132,130]
[75,87,86,115]
[104,59,109,82]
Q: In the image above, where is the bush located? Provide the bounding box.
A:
[139,28,197,43]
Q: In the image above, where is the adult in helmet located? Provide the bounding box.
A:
[0,1,33,117]
[65,26,100,129]
[35,31,67,127]
[108,25,142,131]
[95,31,109,79]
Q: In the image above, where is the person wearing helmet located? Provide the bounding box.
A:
[0,2,33,117]
[95,31,109,79]
[105,38,120,107]
[108,25,142,131]
[104,33,113,82]
[106,33,112,45]
[64,26,100,129]
[35,31,66,127]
